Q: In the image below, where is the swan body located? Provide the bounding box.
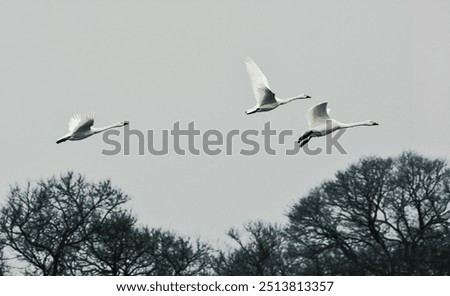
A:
[56,113,129,144]
[244,57,311,115]
[298,102,378,147]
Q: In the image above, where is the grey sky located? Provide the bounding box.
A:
[0,0,449,242]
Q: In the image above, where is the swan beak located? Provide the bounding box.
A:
[124,121,130,126]
[373,122,379,126]
[306,95,311,99]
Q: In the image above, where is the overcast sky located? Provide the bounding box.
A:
[1,0,449,243]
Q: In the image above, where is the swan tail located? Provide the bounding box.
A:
[245,106,259,115]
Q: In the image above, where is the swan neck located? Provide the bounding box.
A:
[92,122,123,133]
[280,95,304,104]
[339,121,369,129]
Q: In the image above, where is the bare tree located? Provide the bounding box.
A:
[286,152,450,275]
[76,210,157,275]
[0,172,128,275]
[212,221,293,275]
[149,231,211,276]
[77,209,211,276]
[0,235,9,275]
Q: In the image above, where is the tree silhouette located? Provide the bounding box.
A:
[0,172,128,275]
[1,151,449,276]
[0,172,211,276]
[286,152,450,275]
[149,231,211,276]
[0,234,8,275]
[78,210,211,276]
[77,210,158,275]
[212,221,293,275]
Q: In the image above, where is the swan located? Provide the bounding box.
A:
[244,56,311,115]
[56,113,129,144]
[298,102,378,147]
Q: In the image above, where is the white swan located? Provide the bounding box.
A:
[245,56,311,115]
[298,102,378,147]
[56,113,129,144]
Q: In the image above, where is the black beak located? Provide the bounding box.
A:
[373,122,379,126]
[306,95,311,99]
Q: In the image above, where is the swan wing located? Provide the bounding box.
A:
[245,57,277,105]
[307,102,332,128]
[68,112,95,133]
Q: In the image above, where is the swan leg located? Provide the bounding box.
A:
[299,137,311,148]
[56,136,70,144]
[297,130,313,143]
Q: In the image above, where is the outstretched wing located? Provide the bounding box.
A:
[307,102,332,128]
[68,112,95,133]
[244,56,277,105]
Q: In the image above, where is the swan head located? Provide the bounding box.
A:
[302,93,312,99]
[367,120,379,126]
[120,121,130,126]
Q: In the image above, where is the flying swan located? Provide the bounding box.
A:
[244,56,311,115]
[298,102,378,147]
[56,113,129,144]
